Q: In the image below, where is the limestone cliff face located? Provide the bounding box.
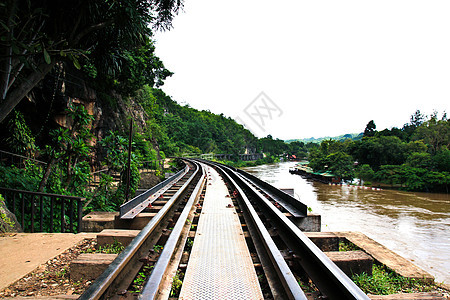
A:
[56,71,150,167]
[0,195,22,233]
[0,64,151,169]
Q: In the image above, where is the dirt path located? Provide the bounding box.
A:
[0,232,95,291]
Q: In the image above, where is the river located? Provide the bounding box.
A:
[242,161,450,285]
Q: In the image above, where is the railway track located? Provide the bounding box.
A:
[79,159,369,299]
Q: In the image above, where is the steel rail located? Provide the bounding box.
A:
[139,161,206,299]
[79,161,200,300]
[120,164,189,219]
[218,163,370,300]
[197,160,307,300]
[234,167,307,217]
[194,159,307,217]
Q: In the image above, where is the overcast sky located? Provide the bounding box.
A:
[154,0,450,140]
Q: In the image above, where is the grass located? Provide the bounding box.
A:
[352,264,434,295]
[339,240,360,252]
[339,239,438,295]
[54,267,68,279]
[82,239,124,254]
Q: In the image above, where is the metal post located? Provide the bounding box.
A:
[31,195,35,233]
[61,198,65,233]
[50,198,54,233]
[12,193,16,216]
[69,199,74,233]
[77,198,83,233]
[125,120,133,202]
[21,193,25,230]
[39,195,43,232]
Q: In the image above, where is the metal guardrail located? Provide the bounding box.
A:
[119,165,189,219]
[0,187,84,233]
[182,153,214,160]
[140,160,165,171]
[0,149,47,166]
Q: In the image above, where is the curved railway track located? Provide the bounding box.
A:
[79,159,369,300]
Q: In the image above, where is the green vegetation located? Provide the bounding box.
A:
[307,111,449,192]
[339,240,360,252]
[0,105,143,212]
[132,90,309,162]
[134,87,258,157]
[170,270,184,297]
[352,264,434,295]
[185,238,194,252]
[287,133,363,144]
[54,267,68,279]
[0,0,183,123]
[153,244,164,253]
[130,265,153,293]
[339,240,439,295]
[217,155,279,168]
[0,1,311,221]
[296,277,317,293]
[0,194,15,232]
[130,269,149,293]
[0,0,182,223]
[83,239,125,254]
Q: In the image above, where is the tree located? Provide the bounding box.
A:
[0,0,183,123]
[353,136,407,170]
[307,140,355,180]
[406,152,434,169]
[410,110,425,127]
[39,104,94,192]
[356,164,375,183]
[433,146,450,172]
[326,151,355,180]
[363,120,376,137]
[412,113,449,154]
[258,135,288,156]
[288,141,307,159]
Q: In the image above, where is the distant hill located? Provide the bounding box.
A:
[286,133,363,144]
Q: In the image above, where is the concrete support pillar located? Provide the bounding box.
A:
[289,213,321,232]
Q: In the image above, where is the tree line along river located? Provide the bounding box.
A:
[242,161,450,286]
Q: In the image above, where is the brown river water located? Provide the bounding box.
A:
[242,161,450,285]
